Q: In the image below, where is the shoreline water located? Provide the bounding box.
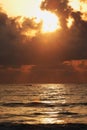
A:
[0,84,87,129]
[0,123,87,130]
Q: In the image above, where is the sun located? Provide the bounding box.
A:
[34,10,61,33]
[40,11,61,33]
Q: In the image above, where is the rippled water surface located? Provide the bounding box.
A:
[0,84,87,124]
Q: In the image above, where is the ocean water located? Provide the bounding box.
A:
[0,84,87,125]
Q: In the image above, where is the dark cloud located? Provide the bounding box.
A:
[0,60,87,83]
[40,0,87,60]
[0,2,87,83]
[41,0,71,28]
[0,4,87,66]
[0,10,41,65]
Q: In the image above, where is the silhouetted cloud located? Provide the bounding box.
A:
[0,5,87,65]
[0,1,87,83]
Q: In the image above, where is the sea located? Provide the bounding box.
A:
[0,84,87,130]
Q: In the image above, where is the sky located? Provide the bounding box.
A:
[0,0,87,83]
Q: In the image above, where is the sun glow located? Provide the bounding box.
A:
[68,0,81,11]
[68,0,87,12]
[0,0,60,34]
[67,17,74,28]
[36,11,61,33]
[0,0,43,17]
[68,0,87,21]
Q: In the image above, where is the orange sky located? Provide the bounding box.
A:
[0,0,43,17]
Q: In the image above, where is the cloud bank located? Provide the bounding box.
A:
[0,0,87,83]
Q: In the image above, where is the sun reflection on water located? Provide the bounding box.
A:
[27,84,67,124]
[1,84,87,124]
[39,117,64,124]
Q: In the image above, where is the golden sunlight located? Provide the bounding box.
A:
[33,10,60,33]
[82,14,87,21]
[67,17,74,28]
[38,11,61,33]
[68,0,87,21]
[68,0,81,11]
[0,0,43,17]
[80,2,87,21]
[0,0,60,34]
[23,30,37,37]
[68,0,87,12]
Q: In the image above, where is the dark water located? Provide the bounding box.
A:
[0,84,87,125]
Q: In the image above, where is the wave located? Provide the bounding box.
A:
[1,102,87,108]
[0,102,54,108]
[0,123,87,130]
